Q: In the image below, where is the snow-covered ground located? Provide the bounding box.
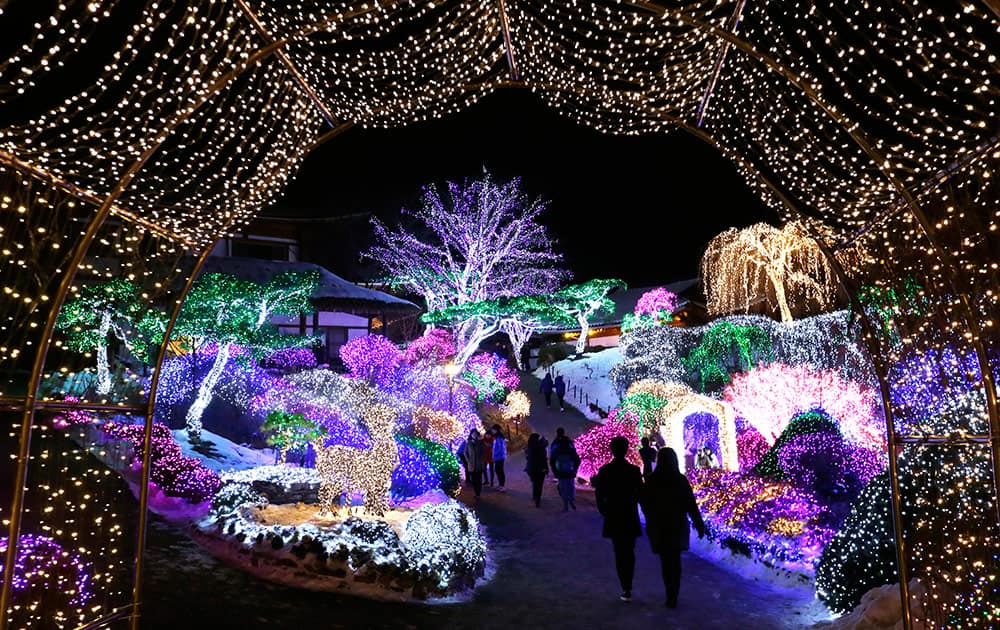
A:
[532,347,623,421]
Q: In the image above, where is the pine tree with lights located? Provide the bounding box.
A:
[363,168,570,319]
[173,271,319,441]
[55,278,165,395]
[550,278,626,355]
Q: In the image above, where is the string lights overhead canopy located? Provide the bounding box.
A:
[0,0,995,252]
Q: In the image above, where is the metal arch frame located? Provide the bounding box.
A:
[1,2,995,627]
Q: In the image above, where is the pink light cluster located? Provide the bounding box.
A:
[402,329,456,367]
[724,362,885,451]
[635,287,679,316]
[575,410,643,481]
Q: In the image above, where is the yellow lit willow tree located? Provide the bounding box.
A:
[700,221,840,323]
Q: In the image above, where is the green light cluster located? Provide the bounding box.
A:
[261,410,328,464]
[396,434,462,497]
[854,276,928,345]
[618,391,668,436]
[681,321,772,392]
[752,408,839,480]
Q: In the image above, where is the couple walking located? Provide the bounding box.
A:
[524,427,580,510]
[591,436,707,609]
[461,425,508,497]
[539,372,566,411]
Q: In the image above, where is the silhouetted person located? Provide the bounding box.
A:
[638,437,657,480]
[640,447,707,609]
[592,435,644,602]
[554,374,566,411]
[540,373,554,408]
[524,432,550,507]
[549,427,581,511]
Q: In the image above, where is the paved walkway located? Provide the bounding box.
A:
[139,374,831,629]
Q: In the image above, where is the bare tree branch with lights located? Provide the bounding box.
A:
[700,221,840,323]
[363,168,571,323]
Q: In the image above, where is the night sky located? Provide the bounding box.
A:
[271,87,780,289]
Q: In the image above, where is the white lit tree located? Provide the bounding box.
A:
[55,278,165,395]
[173,271,319,441]
[700,221,839,323]
[551,278,626,355]
[363,169,570,316]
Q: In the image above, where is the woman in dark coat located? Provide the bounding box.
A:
[524,433,549,507]
[640,447,707,608]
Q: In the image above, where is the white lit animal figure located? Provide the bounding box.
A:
[315,403,399,517]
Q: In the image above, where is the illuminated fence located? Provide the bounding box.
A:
[0,1,997,628]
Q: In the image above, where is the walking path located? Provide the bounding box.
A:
[140,373,832,629]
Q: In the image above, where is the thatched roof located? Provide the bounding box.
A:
[197,256,421,318]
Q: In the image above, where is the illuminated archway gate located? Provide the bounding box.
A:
[0,1,996,628]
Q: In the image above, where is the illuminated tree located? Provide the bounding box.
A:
[421,296,570,370]
[622,286,678,332]
[551,278,626,355]
[363,169,570,316]
[501,294,576,370]
[261,411,328,465]
[55,279,165,395]
[681,321,772,392]
[700,221,839,323]
[173,271,319,441]
[401,328,455,367]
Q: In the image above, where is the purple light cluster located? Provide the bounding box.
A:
[103,421,222,503]
[683,411,721,461]
[888,344,990,433]
[736,425,771,472]
[401,328,455,366]
[339,334,402,386]
[776,431,884,494]
[0,533,93,607]
[635,287,679,316]
[49,395,97,428]
[689,468,838,572]
[465,352,519,391]
[260,347,318,371]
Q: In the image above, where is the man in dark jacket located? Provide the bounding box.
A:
[592,436,644,602]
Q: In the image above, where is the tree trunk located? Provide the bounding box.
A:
[574,314,589,355]
[766,267,794,323]
[185,341,231,441]
[96,313,112,395]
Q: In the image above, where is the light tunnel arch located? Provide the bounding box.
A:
[0,2,996,629]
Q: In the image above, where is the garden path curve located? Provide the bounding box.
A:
[140,373,831,629]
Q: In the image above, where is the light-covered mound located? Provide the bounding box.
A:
[192,465,488,601]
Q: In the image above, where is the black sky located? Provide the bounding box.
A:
[271,88,779,289]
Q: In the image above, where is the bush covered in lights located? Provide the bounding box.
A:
[339,334,402,386]
[394,435,462,499]
[575,410,643,482]
[261,347,318,371]
[462,352,519,404]
[103,420,222,503]
[0,533,94,615]
[199,472,487,599]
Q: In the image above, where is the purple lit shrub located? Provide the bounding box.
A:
[0,534,93,608]
[689,468,838,574]
[49,395,97,428]
[261,347,318,371]
[390,441,440,501]
[777,433,884,497]
[103,421,222,503]
[463,352,519,404]
[635,287,679,317]
[339,334,402,386]
[401,328,455,367]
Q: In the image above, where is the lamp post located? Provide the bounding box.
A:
[444,361,460,414]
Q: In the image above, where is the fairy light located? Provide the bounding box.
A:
[0,1,996,625]
[701,221,840,324]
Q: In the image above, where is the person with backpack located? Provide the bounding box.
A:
[554,374,567,412]
[539,373,554,408]
[549,427,581,511]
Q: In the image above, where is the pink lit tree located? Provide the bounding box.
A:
[723,362,885,450]
[363,169,570,358]
[401,328,455,368]
[574,408,643,482]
